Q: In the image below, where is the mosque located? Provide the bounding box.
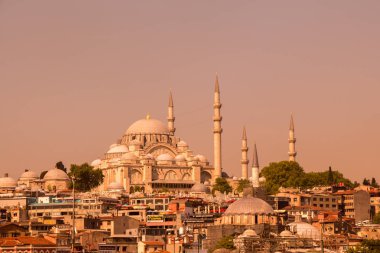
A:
[90,75,297,194]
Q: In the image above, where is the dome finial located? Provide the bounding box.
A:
[146,113,151,120]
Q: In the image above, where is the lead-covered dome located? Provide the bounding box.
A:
[0,174,17,188]
[107,145,128,154]
[44,168,70,181]
[20,170,38,179]
[288,222,320,239]
[190,183,210,193]
[126,117,169,135]
[156,153,173,161]
[224,196,274,215]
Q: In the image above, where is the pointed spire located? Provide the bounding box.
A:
[252,143,259,168]
[289,114,295,131]
[242,126,247,140]
[214,73,220,93]
[168,91,173,107]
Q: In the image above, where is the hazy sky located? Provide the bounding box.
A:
[1,1,379,182]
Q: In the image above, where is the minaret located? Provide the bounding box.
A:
[288,114,297,161]
[252,143,260,188]
[213,74,222,179]
[241,127,249,179]
[168,91,175,135]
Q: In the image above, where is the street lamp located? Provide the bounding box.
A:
[71,176,76,253]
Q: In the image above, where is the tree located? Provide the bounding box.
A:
[40,170,48,179]
[374,212,380,224]
[236,179,251,193]
[55,161,67,173]
[371,178,379,188]
[212,236,236,251]
[68,163,104,192]
[328,166,334,184]
[363,178,371,186]
[347,240,380,253]
[212,177,232,194]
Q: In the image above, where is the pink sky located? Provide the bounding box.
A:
[0,1,379,182]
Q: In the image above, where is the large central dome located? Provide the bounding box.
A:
[126,116,169,135]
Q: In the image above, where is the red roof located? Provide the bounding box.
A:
[0,237,55,247]
[142,241,164,246]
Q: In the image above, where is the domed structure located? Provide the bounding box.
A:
[224,197,274,215]
[122,152,139,162]
[107,145,128,154]
[175,154,186,162]
[279,230,294,237]
[107,181,125,191]
[190,183,210,194]
[177,140,188,147]
[43,168,70,192]
[195,155,208,163]
[0,174,17,189]
[241,229,258,237]
[288,222,320,240]
[126,117,169,135]
[91,159,102,167]
[20,169,38,179]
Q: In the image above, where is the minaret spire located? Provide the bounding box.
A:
[168,91,175,135]
[213,73,222,179]
[288,114,297,161]
[241,127,249,179]
[252,142,260,188]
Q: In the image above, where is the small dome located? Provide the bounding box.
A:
[192,156,200,162]
[44,168,70,181]
[190,183,210,193]
[107,182,124,191]
[204,181,210,186]
[280,230,294,237]
[232,176,238,180]
[288,222,320,240]
[195,155,207,163]
[259,177,266,183]
[175,154,186,162]
[122,152,139,161]
[145,154,154,160]
[177,140,188,147]
[156,153,173,161]
[109,143,118,149]
[0,174,17,188]
[19,170,38,179]
[107,145,128,154]
[126,117,169,135]
[224,196,274,215]
[242,229,258,237]
[91,159,102,167]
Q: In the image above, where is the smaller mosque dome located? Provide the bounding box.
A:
[224,196,274,215]
[109,143,118,149]
[107,145,128,154]
[288,222,320,240]
[126,117,169,135]
[44,168,70,181]
[232,176,238,181]
[259,177,266,183]
[144,154,154,160]
[192,156,200,162]
[122,152,138,161]
[0,174,17,188]
[190,183,210,193]
[20,170,38,179]
[177,140,188,147]
[107,182,125,191]
[195,155,207,163]
[156,153,173,162]
[280,230,294,237]
[91,159,102,167]
[242,229,258,237]
[175,154,186,162]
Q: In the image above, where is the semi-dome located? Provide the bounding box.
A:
[44,168,70,181]
[107,145,128,154]
[91,159,102,167]
[177,140,188,147]
[0,174,17,188]
[20,170,38,179]
[175,154,186,162]
[195,155,207,163]
[126,117,169,135]
[122,152,138,161]
[156,153,173,161]
[144,154,154,160]
[224,196,274,215]
[107,182,125,191]
[242,229,258,237]
[190,183,210,193]
[288,222,320,240]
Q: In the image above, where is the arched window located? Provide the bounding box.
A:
[182,173,191,181]
[130,169,142,184]
[201,171,211,183]
[164,170,177,180]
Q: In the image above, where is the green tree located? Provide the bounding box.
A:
[374,212,380,224]
[68,163,104,192]
[347,239,380,253]
[212,235,236,251]
[40,170,48,179]
[212,177,232,194]
[236,179,251,193]
[371,178,379,188]
[363,178,371,186]
[55,161,67,173]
